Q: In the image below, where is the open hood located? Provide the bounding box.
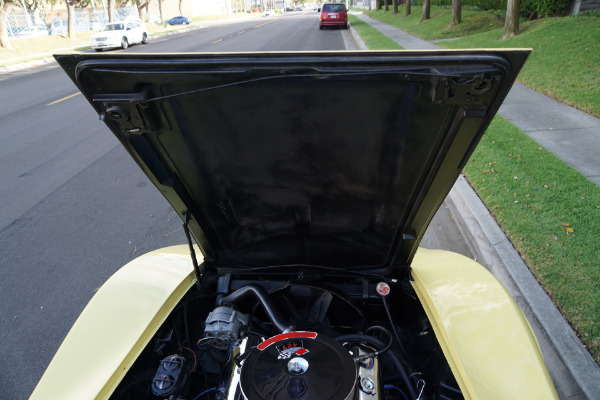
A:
[55,50,529,274]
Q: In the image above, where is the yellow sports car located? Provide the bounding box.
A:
[31,51,557,400]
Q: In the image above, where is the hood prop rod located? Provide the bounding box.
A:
[183,211,203,290]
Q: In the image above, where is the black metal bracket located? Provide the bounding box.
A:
[183,211,203,290]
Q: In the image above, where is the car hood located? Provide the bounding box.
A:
[55,50,529,274]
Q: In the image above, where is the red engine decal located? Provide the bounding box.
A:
[257,331,318,351]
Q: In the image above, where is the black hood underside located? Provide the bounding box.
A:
[55,50,529,274]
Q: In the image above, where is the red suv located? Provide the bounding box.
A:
[319,3,348,30]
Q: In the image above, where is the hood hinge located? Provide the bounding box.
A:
[183,211,204,290]
[95,93,159,135]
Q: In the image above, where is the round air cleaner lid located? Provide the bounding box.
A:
[240,331,357,400]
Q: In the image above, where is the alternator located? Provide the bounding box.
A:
[204,306,250,349]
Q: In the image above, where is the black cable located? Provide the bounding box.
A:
[139,70,462,104]
[358,325,393,360]
[183,301,191,348]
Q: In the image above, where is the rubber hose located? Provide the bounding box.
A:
[218,284,290,333]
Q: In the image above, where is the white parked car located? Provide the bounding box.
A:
[90,19,148,51]
[263,9,276,16]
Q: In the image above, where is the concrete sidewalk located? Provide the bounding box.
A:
[351,11,600,400]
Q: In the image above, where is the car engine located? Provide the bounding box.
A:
[109,273,463,400]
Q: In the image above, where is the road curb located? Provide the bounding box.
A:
[348,20,369,50]
[446,175,600,400]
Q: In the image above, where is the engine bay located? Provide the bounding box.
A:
[109,271,463,400]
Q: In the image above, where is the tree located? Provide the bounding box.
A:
[405,0,411,16]
[451,0,461,25]
[65,0,87,38]
[65,0,75,38]
[393,0,398,15]
[376,0,382,11]
[157,0,164,25]
[133,0,150,21]
[504,0,520,38]
[384,0,388,12]
[420,0,430,22]
[0,0,14,49]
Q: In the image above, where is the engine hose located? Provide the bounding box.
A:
[334,333,418,400]
[218,284,291,333]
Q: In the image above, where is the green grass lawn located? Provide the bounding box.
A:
[365,8,600,118]
[365,7,505,40]
[464,116,600,363]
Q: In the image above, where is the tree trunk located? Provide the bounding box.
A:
[451,0,461,25]
[384,0,388,12]
[503,0,520,38]
[0,0,14,49]
[420,0,430,22]
[66,0,75,39]
[405,0,411,16]
[136,0,150,20]
[158,0,164,25]
[376,0,382,11]
[108,0,114,22]
[393,0,398,15]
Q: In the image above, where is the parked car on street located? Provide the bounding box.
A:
[166,16,191,25]
[263,9,276,16]
[90,19,148,51]
[319,2,348,29]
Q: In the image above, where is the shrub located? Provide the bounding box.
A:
[521,0,571,18]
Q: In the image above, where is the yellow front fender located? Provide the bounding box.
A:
[411,248,558,399]
[30,245,198,400]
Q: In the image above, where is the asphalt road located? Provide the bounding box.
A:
[0,12,472,399]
